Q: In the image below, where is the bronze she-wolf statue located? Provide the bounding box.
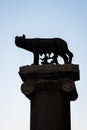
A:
[15,35,73,65]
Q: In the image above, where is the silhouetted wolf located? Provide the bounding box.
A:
[15,35,73,65]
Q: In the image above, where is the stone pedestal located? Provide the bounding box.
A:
[19,64,80,130]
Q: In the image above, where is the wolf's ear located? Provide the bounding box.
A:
[22,34,26,39]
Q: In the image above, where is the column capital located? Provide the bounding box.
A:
[19,64,80,101]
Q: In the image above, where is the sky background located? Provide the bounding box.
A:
[0,0,87,130]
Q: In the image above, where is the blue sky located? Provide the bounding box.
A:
[0,0,87,130]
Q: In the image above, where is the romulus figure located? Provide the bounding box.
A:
[40,54,49,65]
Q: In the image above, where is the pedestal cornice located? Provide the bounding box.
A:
[19,64,80,82]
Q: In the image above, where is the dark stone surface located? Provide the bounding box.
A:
[19,64,80,130]
[19,64,80,82]
[30,90,70,130]
[21,78,78,101]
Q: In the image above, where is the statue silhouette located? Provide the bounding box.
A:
[15,35,73,65]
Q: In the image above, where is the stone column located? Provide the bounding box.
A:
[19,64,80,130]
